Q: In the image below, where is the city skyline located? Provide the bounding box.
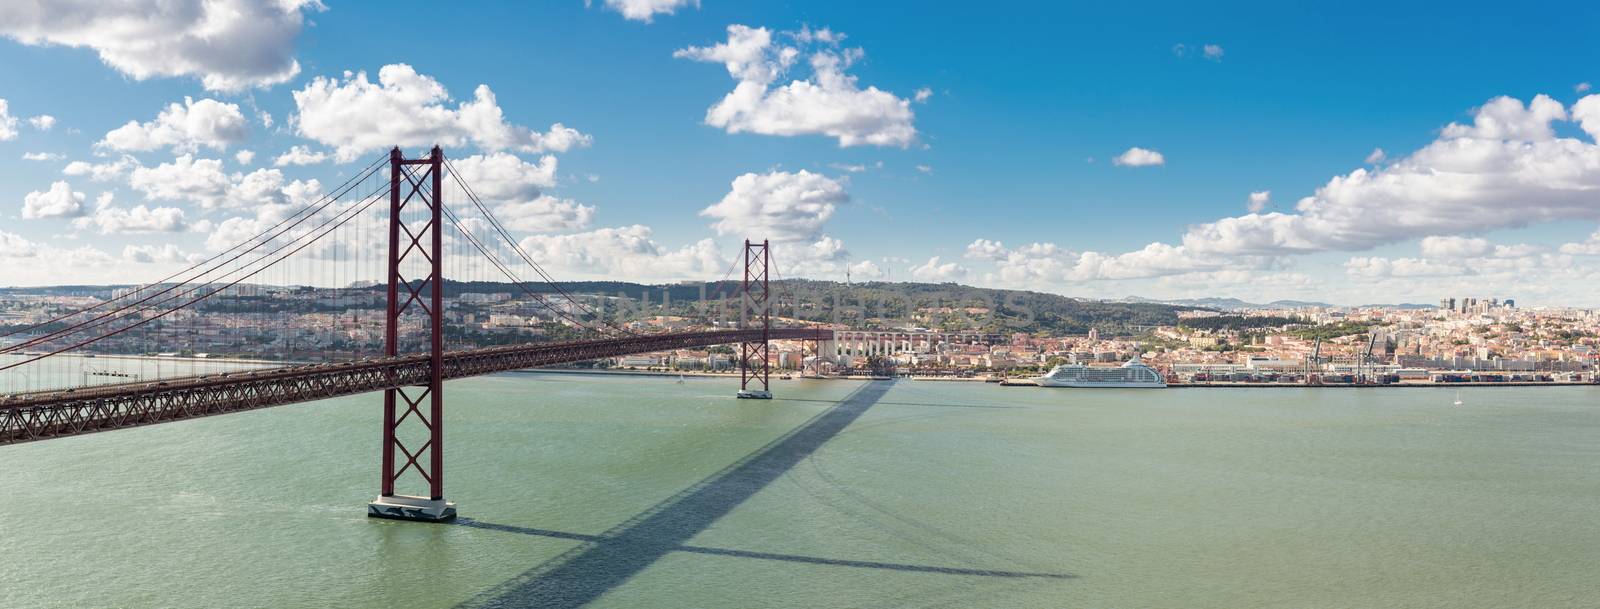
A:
[5,1,1600,306]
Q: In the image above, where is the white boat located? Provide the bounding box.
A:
[1453,390,1462,406]
[1035,356,1166,388]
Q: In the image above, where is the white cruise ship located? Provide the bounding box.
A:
[1035,356,1166,388]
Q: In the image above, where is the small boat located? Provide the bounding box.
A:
[779,374,793,380]
[1453,390,1463,406]
[676,374,684,384]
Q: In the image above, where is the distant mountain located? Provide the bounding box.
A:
[0,280,1200,337]
[1121,295,1433,310]
[1120,296,1333,310]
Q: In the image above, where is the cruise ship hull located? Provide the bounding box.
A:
[1035,379,1166,388]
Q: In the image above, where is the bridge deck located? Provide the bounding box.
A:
[0,328,831,445]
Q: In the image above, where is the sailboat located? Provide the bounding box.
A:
[676,374,685,384]
[1453,390,1463,406]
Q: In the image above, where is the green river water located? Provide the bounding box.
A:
[3,373,1599,608]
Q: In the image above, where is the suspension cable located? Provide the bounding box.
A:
[0,155,388,343]
[0,185,389,373]
[0,157,388,355]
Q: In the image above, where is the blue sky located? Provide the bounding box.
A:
[4,1,1600,305]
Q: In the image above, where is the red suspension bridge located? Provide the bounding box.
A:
[0,146,831,522]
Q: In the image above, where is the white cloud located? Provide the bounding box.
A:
[1365,147,1386,164]
[1202,44,1224,61]
[28,114,55,131]
[448,152,559,201]
[965,238,1007,260]
[1578,82,1593,94]
[273,145,329,166]
[1112,147,1165,167]
[1246,190,1271,213]
[495,195,595,233]
[129,155,317,210]
[968,239,1241,286]
[74,204,187,234]
[99,97,249,153]
[515,225,727,281]
[675,25,918,147]
[914,87,933,103]
[293,64,592,162]
[236,150,256,165]
[848,260,884,280]
[1560,228,1600,255]
[699,169,848,242]
[0,0,322,91]
[910,256,967,282]
[63,156,138,182]
[22,152,63,162]
[600,0,698,22]
[123,243,198,264]
[1418,235,1491,258]
[1441,94,1565,141]
[1181,94,1600,257]
[0,99,16,140]
[0,231,39,258]
[1345,256,1467,278]
[915,164,933,174]
[21,181,86,219]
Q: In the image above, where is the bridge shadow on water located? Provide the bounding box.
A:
[453,380,1069,609]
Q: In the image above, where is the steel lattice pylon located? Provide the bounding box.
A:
[368,146,455,521]
[737,239,773,399]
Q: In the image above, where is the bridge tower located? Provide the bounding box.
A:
[737,239,773,399]
[368,146,456,522]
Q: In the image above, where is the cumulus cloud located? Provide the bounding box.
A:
[123,243,198,263]
[0,230,39,258]
[1365,147,1386,164]
[966,239,1246,286]
[0,0,322,91]
[293,64,592,161]
[910,256,967,282]
[495,195,595,233]
[28,114,55,131]
[914,87,933,103]
[600,0,698,22]
[699,169,848,242]
[1182,94,1600,257]
[1560,228,1600,255]
[448,152,559,201]
[99,97,249,153]
[21,181,86,219]
[129,155,319,210]
[1418,235,1491,258]
[675,25,918,147]
[1246,190,1271,213]
[22,152,63,162]
[235,150,255,165]
[74,204,188,234]
[515,225,727,281]
[1112,147,1165,167]
[63,156,138,181]
[1345,256,1467,278]
[0,99,16,140]
[965,238,1007,260]
[1202,44,1224,60]
[273,145,329,166]
[848,260,885,280]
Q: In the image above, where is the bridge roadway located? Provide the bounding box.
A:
[0,328,832,446]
